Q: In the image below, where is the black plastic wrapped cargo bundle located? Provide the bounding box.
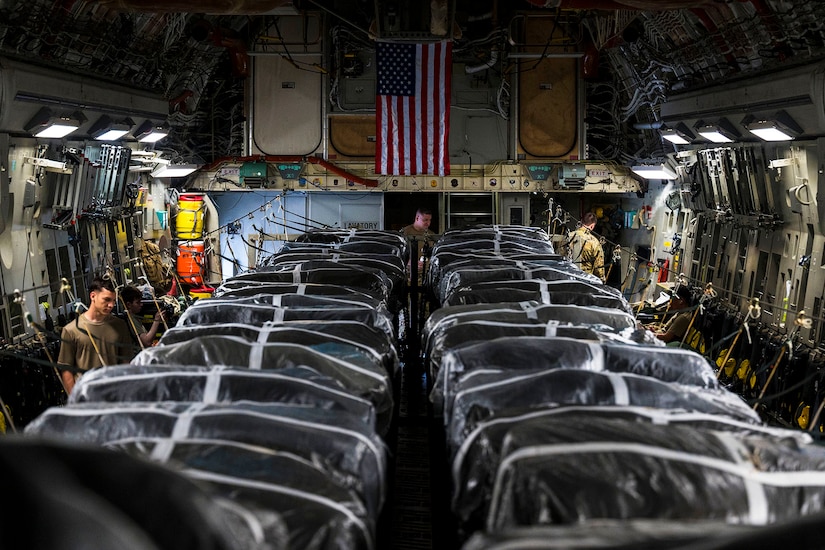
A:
[0,437,277,550]
[436,263,606,304]
[445,368,760,453]
[187,293,394,327]
[261,250,405,273]
[438,225,550,242]
[424,303,638,382]
[477,415,825,532]
[213,281,378,300]
[294,229,407,246]
[160,323,399,378]
[458,519,770,550]
[25,401,387,518]
[431,253,562,268]
[116,439,375,550]
[70,364,377,429]
[424,303,636,347]
[178,300,395,337]
[264,255,405,286]
[264,258,403,299]
[435,336,725,418]
[425,320,657,386]
[439,225,552,249]
[452,405,813,531]
[431,239,555,258]
[429,253,579,292]
[201,291,385,310]
[443,279,632,313]
[224,263,392,303]
[132,336,394,435]
[284,239,404,258]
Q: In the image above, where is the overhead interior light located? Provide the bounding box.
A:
[24,106,86,138]
[661,123,695,145]
[630,163,678,180]
[741,110,802,142]
[151,164,199,178]
[694,118,739,143]
[135,119,169,143]
[88,115,134,141]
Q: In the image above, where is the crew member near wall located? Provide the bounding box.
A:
[566,212,606,282]
[656,285,695,345]
[57,277,134,393]
[120,285,163,349]
[402,207,434,278]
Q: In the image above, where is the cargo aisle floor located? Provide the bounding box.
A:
[390,361,432,549]
[389,345,451,550]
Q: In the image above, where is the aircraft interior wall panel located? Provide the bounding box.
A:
[517,56,580,160]
[328,115,376,159]
[0,134,8,237]
[1,141,42,271]
[250,55,323,156]
[450,112,509,168]
[308,192,383,231]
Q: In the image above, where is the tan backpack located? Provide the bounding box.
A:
[138,240,166,286]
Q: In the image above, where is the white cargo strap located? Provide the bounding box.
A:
[714,432,769,524]
[292,264,302,284]
[331,253,340,261]
[271,308,285,324]
[538,280,550,304]
[202,367,224,403]
[604,372,630,405]
[296,283,307,295]
[345,228,356,242]
[586,341,605,371]
[515,260,526,270]
[249,341,264,369]
[520,302,538,320]
[493,240,500,254]
[545,320,559,338]
[270,295,282,307]
[150,403,207,462]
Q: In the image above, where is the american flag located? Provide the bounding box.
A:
[375,40,452,176]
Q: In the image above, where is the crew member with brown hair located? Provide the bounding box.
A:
[57,277,134,393]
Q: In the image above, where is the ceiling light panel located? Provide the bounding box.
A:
[631,164,678,180]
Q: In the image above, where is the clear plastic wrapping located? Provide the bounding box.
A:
[443,279,631,313]
[480,415,825,531]
[24,401,387,518]
[452,405,814,530]
[71,364,377,431]
[160,322,399,377]
[132,336,394,435]
[437,265,611,304]
[213,281,377,300]
[424,303,636,347]
[225,264,392,303]
[446,367,760,453]
[177,301,395,338]
[434,336,719,419]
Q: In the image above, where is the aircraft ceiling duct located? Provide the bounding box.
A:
[94,0,296,14]
[0,57,169,139]
[660,61,825,141]
[524,0,716,9]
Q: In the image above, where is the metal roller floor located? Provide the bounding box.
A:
[386,332,453,549]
